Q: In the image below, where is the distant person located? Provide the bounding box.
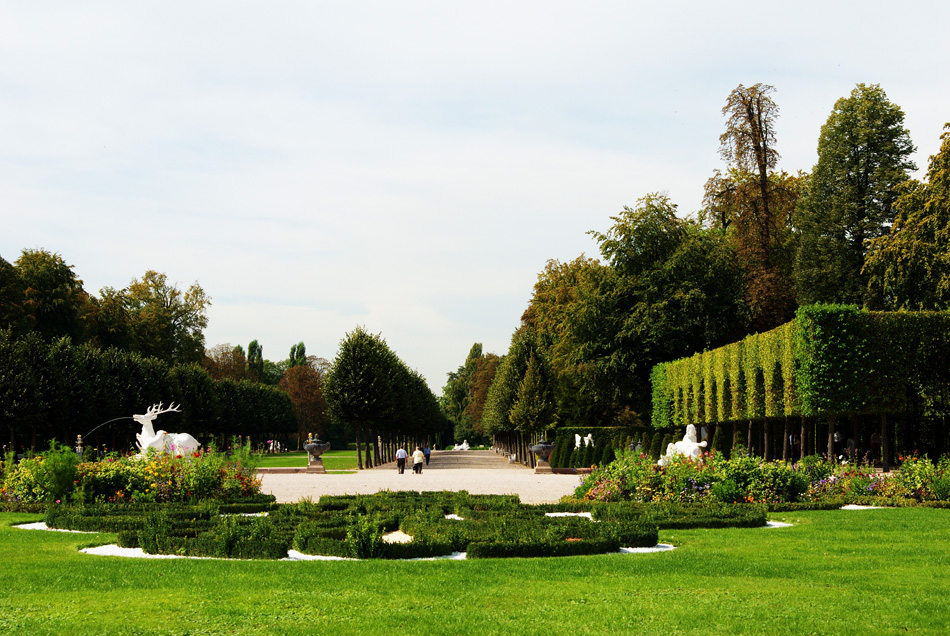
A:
[412,446,425,474]
[423,445,431,466]
[395,446,408,474]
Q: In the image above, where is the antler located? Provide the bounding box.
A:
[146,402,181,417]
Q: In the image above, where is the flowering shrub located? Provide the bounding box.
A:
[3,438,261,504]
[1,442,79,503]
[575,448,950,506]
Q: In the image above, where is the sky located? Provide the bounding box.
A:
[2,1,948,393]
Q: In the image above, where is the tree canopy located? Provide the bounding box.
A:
[865,123,950,309]
[795,83,916,306]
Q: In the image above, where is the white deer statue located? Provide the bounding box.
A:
[134,402,199,456]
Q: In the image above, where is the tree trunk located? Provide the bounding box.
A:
[881,413,890,473]
[764,419,772,461]
[355,429,363,470]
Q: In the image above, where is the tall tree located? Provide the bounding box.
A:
[508,351,556,437]
[14,249,88,342]
[121,271,210,365]
[461,353,502,436]
[709,84,797,330]
[795,84,916,306]
[202,343,250,381]
[0,255,25,334]
[279,363,329,443]
[865,123,950,309]
[247,339,264,381]
[587,193,749,414]
[323,327,398,469]
[288,342,307,368]
[440,343,484,443]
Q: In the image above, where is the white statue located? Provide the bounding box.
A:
[134,402,199,456]
[453,440,470,451]
[575,433,594,449]
[658,424,707,466]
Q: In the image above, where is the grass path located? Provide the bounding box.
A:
[1,508,948,635]
[256,450,358,472]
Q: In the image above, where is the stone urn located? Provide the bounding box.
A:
[304,434,331,474]
[528,439,556,474]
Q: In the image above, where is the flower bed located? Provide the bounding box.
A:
[1,440,262,506]
[575,449,950,507]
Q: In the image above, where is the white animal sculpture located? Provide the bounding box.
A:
[134,402,199,456]
[658,424,707,467]
[453,440,470,451]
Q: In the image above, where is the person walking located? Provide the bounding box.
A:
[423,445,431,466]
[395,446,408,474]
[412,446,425,474]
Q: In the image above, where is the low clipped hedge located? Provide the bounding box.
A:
[42,490,773,560]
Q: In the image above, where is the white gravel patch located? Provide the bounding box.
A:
[765,521,794,528]
[260,468,581,504]
[841,504,883,510]
[620,544,676,553]
[14,522,96,533]
[545,512,594,519]
[81,545,219,559]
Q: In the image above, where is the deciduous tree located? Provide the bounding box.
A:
[795,84,916,306]
[865,124,950,309]
[121,271,210,365]
[709,84,797,330]
[14,249,88,342]
[279,363,329,443]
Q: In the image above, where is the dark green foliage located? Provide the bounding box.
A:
[599,444,616,466]
[42,490,785,560]
[581,441,595,468]
[660,433,674,458]
[549,434,571,468]
[0,332,296,452]
[795,83,916,307]
[650,433,665,460]
[711,425,728,458]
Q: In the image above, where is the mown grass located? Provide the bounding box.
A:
[256,450,358,472]
[2,507,948,635]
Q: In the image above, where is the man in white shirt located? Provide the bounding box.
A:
[395,446,408,474]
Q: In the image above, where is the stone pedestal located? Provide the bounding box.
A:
[304,437,330,474]
[528,440,556,475]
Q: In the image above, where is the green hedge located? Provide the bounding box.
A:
[652,305,950,427]
[40,492,782,560]
[549,427,633,468]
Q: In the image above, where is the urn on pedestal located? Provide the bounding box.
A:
[303,433,331,474]
[528,439,556,474]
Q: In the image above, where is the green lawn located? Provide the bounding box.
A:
[2,507,948,635]
[255,450,359,472]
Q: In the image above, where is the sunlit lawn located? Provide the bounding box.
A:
[256,450,358,472]
[2,507,948,635]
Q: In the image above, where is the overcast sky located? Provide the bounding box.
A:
[2,1,948,392]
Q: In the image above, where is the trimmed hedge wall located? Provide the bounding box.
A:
[549,427,633,469]
[652,305,950,428]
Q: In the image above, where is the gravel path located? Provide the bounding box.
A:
[260,452,584,504]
